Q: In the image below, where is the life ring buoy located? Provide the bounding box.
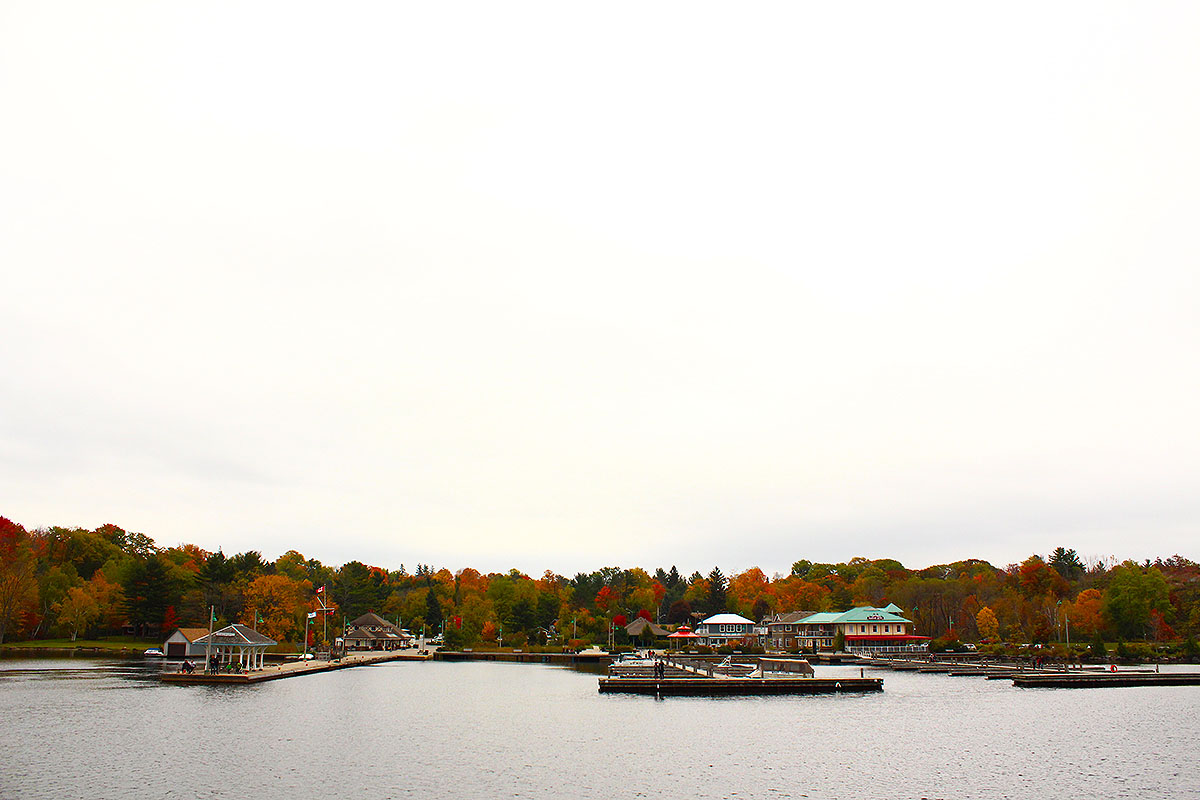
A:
[1109,664,1117,672]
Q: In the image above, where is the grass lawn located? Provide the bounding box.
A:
[1,637,157,650]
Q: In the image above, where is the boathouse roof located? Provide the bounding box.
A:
[170,627,211,643]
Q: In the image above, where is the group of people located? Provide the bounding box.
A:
[653,659,666,679]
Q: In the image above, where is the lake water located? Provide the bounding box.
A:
[1,656,1198,800]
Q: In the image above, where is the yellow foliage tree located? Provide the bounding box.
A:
[976,606,999,641]
[54,585,100,641]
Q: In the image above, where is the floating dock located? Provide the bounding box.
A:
[435,650,611,666]
[598,676,883,695]
[1012,672,1200,688]
[599,655,881,695]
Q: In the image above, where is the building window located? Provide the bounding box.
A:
[872,626,878,633]
[860,626,866,633]
[884,625,889,633]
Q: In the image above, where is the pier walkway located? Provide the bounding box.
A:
[160,649,431,685]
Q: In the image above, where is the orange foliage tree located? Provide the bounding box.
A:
[243,574,310,643]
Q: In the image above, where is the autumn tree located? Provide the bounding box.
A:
[0,518,39,644]
[728,568,774,619]
[976,606,999,641]
[53,585,100,641]
[243,574,309,642]
[1065,588,1104,637]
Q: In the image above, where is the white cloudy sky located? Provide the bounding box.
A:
[2,2,1197,576]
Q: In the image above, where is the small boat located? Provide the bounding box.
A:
[143,648,165,657]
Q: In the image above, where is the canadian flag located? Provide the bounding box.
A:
[316,586,325,594]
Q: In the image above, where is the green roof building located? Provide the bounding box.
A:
[765,606,929,653]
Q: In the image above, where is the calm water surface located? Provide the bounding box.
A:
[2,656,1198,800]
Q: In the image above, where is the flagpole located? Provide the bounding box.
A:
[205,604,214,673]
[303,613,310,661]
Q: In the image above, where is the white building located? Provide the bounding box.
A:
[694,613,757,647]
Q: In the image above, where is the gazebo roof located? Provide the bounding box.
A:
[193,624,277,647]
[625,617,668,636]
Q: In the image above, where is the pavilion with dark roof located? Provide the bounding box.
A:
[192,624,277,671]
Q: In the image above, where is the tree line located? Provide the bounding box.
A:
[1,516,1196,650]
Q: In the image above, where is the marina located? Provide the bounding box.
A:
[598,654,883,695]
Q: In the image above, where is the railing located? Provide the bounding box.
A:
[847,644,928,655]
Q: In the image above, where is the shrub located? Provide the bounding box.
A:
[1184,637,1200,661]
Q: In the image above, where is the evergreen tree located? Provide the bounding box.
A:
[425,587,444,630]
[667,565,681,589]
[122,557,173,637]
[1048,547,1085,580]
[706,567,727,614]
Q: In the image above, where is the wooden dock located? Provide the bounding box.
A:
[435,650,611,666]
[160,650,431,685]
[1012,672,1200,688]
[598,676,883,695]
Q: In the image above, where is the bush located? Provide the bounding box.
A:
[1184,637,1200,661]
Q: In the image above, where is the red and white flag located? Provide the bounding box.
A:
[316,585,325,594]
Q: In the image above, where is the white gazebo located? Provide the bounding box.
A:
[193,624,277,671]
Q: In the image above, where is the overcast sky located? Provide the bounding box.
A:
[2,3,1197,577]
